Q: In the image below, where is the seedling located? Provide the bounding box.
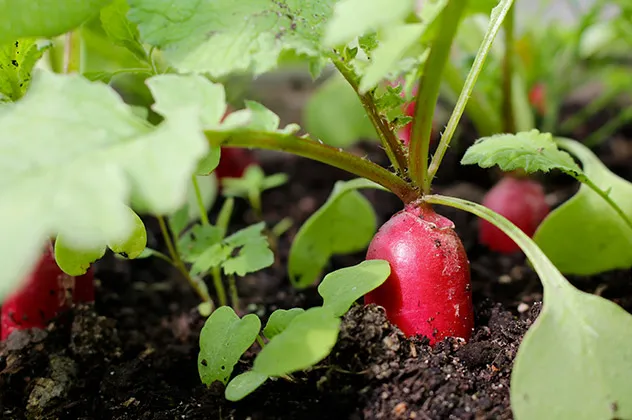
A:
[1,0,632,418]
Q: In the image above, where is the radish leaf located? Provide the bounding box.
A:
[99,0,148,62]
[0,70,208,299]
[425,195,632,420]
[288,178,383,289]
[461,129,582,176]
[263,308,305,340]
[127,0,336,77]
[178,224,223,262]
[0,0,111,44]
[225,371,269,402]
[534,139,632,274]
[253,307,340,377]
[198,306,261,386]
[319,259,390,317]
[0,38,51,101]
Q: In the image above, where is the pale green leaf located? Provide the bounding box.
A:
[225,371,269,402]
[178,224,223,263]
[318,260,390,317]
[288,178,381,288]
[0,39,51,101]
[460,130,582,176]
[424,195,632,420]
[106,206,147,259]
[198,306,261,385]
[55,239,105,277]
[0,0,111,44]
[323,0,415,47]
[253,307,340,377]
[304,73,377,147]
[128,0,336,77]
[358,24,426,94]
[0,70,208,300]
[534,139,632,275]
[262,308,305,340]
[100,0,147,61]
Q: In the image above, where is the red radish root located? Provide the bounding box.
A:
[479,177,550,253]
[365,204,474,345]
[1,246,95,340]
[214,147,256,180]
[529,83,546,116]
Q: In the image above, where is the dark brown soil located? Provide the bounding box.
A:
[2,115,632,419]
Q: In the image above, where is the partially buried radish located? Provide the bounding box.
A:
[1,245,95,340]
[365,203,474,345]
[479,176,550,253]
[214,147,255,180]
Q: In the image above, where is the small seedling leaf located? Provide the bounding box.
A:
[178,224,224,263]
[0,38,51,101]
[253,307,340,377]
[0,0,111,44]
[263,308,305,340]
[222,166,288,202]
[128,0,335,78]
[424,195,632,420]
[289,178,382,289]
[533,139,632,274]
[100,0,147,62]
[55,239,105,277]
[319,260,390,317]
[323,0,415,47]
[106,206,147,259]
[304,73,377,148]
[225,371,269,402]
[461,130,582,176]
[0,71,208,300]
[198,306,261,386]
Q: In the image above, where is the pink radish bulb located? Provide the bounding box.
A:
[365,203,474,345]
[479,177,550,253]
[1,246,95,340]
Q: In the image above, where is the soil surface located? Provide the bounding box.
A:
[2,110,632,419]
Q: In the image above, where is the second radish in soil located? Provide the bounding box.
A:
[365,203,474,345]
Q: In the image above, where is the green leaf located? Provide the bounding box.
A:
[0,70,208,300]
[0,39,51,101]
[358,24,426,94]
[460,130,582,176]
[288,178,381,289]
[222,165,288,210]
[304,73,377,147]
[424,194,632,420]
[54,239,105,277]
[106,206,147,258]
[253,307,340,377]
[0,0,111,44]
[178,224,223,263]
[128,0,336,77]
[318,260,390,317]
[225,371,269,402]
[262,308,305,340]
[100,0,148,61]
[191,222,274,277]
[534,139,632,275]
[323,0,415,47]
[198,306,261,386]
[146,74,225,174]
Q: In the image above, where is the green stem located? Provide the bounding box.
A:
[63,30,82,74]
[205,130,417,203]
[501,3,515,133]
[191,175,210,225]
[424,194,568,294]
[427,0,515,190]
[410,0,466,192]
[583,107,632,148]
[157,216,211,303]
[256,335,266,348]
[212,266,227,307]
[333,59,408,174]
[228,274,240,313]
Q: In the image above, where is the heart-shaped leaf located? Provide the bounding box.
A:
[262,308,305,340]
[198,306,261,386]
[225,371,269,402]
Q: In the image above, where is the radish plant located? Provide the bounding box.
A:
[1,0,632,418]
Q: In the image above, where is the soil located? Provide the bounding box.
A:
[2,108,632,419]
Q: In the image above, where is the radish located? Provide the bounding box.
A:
[1,245,95,340]
[397,84,436,147]
[364,203,474,345]
[214,147,256,180]
[479,176,550,253]
[528,82,546,116]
